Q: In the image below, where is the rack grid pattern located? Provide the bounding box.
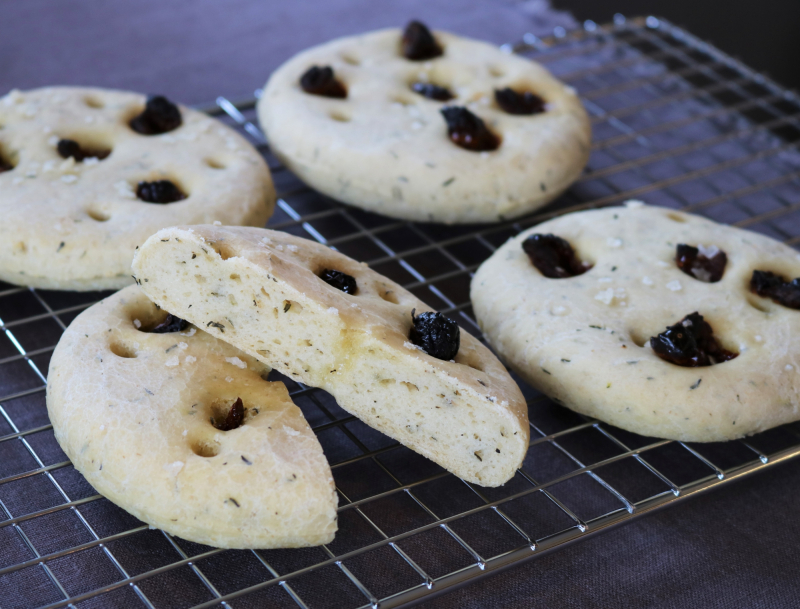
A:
[2,16,800,609]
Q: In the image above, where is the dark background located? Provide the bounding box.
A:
[555,0,800,90]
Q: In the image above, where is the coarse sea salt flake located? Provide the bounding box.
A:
[595,288,615,305]
[181,327,197,337]
[607,238,622,248]
[83,157,99,166]
[327,307,339,315]
[404,341,422,351]
[624,200,645,208]
[786,365,793,371]
[61,175,77,183]
[163,461,184,475]
[598,277,613,283]
[213,220,221,226]
[287,244,298,252]
[165,356,179,367]
[225,356,246,369]
[283,426,301,436]
[133,319,142,329]
[115,180,135,199]
[225,376,234,382]
[697,243,720,258]
[178,342,188,350]
[642,276,654,285]
[48,135,59,146]
[184,355,196,364]
[666,280,682,291]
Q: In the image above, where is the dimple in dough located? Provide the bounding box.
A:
[0,87,276,290]
[258,28,591,224]
[46,285,337,549]
[471,202,800,442]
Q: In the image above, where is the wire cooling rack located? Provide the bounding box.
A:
[2,15,800,609]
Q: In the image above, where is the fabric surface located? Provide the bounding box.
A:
[0,0,575,106]
[1,1,799,608]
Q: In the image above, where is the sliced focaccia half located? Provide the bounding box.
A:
[132,225,529,486]
[47,285,337,549]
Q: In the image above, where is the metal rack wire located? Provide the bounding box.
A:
[2,15,800,609]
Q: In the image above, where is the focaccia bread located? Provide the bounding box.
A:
[472,202,800,442]
[257,23,590,224]
[132,225,529,486]
[46,285,337,549]
[0,87,275,290]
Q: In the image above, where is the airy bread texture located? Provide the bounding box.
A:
[0,87,275,290]
[258,28,590,224]
[472,202,800,442]
[46,285,337,549]
[132,226,529,486]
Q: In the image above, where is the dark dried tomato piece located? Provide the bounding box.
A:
[56,139,110,162]
[411,82,453,101]
[409,309,460,361]
[130,95,182,135]
[401,20,443,61]
[494,88,546,115]
[213,397,245,432]
[299,66,347,98]
[440,107,500,152]
[522,234,591,278]
[319,269,357,294]
[675,244,727,283]
[751,270,800,309]
[650,312,737,367]
[136,180,186,203]
[145,313,189,334]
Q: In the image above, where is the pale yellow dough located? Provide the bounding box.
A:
[0,87,275,290]
[258,28,590,224]
[132,225,529,486]
[46,285,337,549]
[472,203,800,442]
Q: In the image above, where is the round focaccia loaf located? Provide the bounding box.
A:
[132,226,529,487]
[46,285,337,549]
[472,202,800,442]
[257,26,590,224]
[0,87,275,290]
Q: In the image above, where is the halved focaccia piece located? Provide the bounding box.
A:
[132,226,529,486]
[47,285,337,549]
